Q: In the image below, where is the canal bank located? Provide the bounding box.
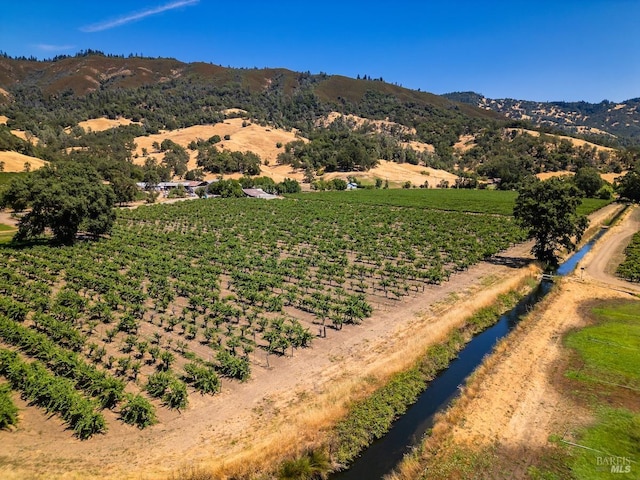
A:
[327,221,618,479]
[386,209,639,479]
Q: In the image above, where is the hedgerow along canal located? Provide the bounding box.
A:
[331,228,607,479]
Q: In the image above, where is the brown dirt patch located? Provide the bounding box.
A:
[582,205,640,294]
[0,115,8,125]
[0,211,19,228]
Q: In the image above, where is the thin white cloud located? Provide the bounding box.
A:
[81,0,199,33]
[35,44,76,52]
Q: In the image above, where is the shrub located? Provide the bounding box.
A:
[216,350,250,381]
[145,371,173,397]
[119,393,157,429]
[183,363,221,394]
[0,384,18,429]
[163,379,188,411]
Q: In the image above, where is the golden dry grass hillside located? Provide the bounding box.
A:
[511,128,615,152]
[132,118,304,172]
[454,134,476,152]
[322,161,457,187]
[454,128,614,157]
[319,112,435,154]
[130,116,457,186]
[1,115,44,171]
[318,112,415,134]
[0,151,48,172]
[536,170,624,184]
[6,114,454,185]
[77,117,140,132]
[7,129,39,144]
[1,116,41,144]
[225,161,458,188]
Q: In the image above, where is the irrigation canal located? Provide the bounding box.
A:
[332,228,607,479]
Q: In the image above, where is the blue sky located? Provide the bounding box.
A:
[1,0,638,103]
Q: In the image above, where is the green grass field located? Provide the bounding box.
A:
[290,189,611,217]
[559,300,640,480]
[0,223,15,244]
[566,302,640,388]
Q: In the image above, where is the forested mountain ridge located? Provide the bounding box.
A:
[0,52,637,188]
[443,91,640,148]
[0,52,508,174]
[0,53,500,128]
[0,53,495,119]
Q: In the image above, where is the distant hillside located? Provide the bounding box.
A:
[0,52,497,121]
[0,51,635,191]
[0,52,508,171]
[443,92,640,147]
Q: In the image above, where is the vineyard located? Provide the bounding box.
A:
[0,192,534,439]
[617,230,640,282]
[289,189,611,216]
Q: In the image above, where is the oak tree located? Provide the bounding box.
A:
[0,163,115,244]
[514,177,588,266]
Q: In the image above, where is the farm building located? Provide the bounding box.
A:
[136,181,209,194]
[242,188,279,199]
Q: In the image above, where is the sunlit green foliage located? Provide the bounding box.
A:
[0,163,115,244]
[617,231,640,282]
[0,383,18,429]
[514,178,588,265]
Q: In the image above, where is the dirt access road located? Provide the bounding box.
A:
[582,205,640,294]
[398,204,639,479]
